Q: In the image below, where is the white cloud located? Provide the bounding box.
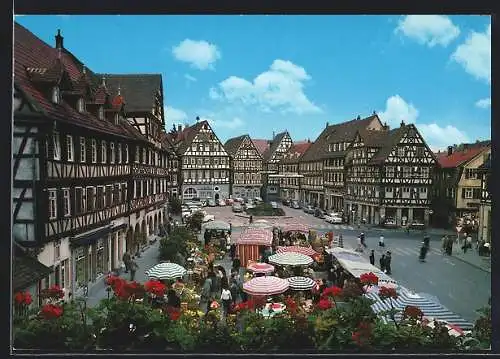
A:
[475,97,491,109]
[417,123,470,150]
[184,74,197,82]
[209,117,245,129]
[379,95,419,128]
[165,106,188,124]
[210,59,321,115]
[172,39,221,70]
[451,23,491,83]
[395,15,460,47]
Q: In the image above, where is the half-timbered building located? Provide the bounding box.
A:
[224,134,263,199]
[167,119,231,202]
[261,131,293,202]
[278,141,311,201]
[13,23,170,301]
[477,154,491,244]
[344,121,438,226]
[432,142,491,227]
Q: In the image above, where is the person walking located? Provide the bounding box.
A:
[360,232,366,248]
[379,254,386,273]
[229,243,237,261]
[369,250,375,266]
[385,251,392,275]
[122,251,131,273]
[249,215,253,224]
[446,236,453,255]
[441,235,447,254]
[200,275,212,314]
[378,235,385,247]
[129,258,138,281]
[220,282,232,320]
[232,253,241,272]
[229,274,239,305]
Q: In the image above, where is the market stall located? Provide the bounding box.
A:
[236,228,273,267]
[276,245,318,257]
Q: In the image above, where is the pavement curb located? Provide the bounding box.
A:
[450,254,491,273]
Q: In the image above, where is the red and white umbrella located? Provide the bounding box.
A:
[276,246,318,257]
[243,276,289,296]
[421,317,466,337]
[281,223,309,233]
[247,262,275,274]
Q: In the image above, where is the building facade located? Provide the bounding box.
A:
[225,134,263,199]
[432,142,491,227]
[168,120,231,202]
[13,24,170,302]
[344,122,437,226]
[478,154,491,244]
[278,142,311,201]
[261,131,293,202]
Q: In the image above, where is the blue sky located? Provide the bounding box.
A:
[15,15,491,150]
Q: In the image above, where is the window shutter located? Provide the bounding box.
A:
[75,188,82,213]
[462,188,466,199]
[473,188,481,199]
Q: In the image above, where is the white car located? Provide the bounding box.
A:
[245,202,255,210]
[325,212,343,224]
[218,199,226,206]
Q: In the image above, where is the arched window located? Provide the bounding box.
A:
[183,187,197,200]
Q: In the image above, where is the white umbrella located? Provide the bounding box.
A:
[243,276,289,296]
[254,219,269,224]
[145,262,187,280]
[268,252,314,267]
[203,220,230,231]
[286,276,316,290]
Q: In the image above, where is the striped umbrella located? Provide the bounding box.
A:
[249,222,273,229]
[145,262,187,280]
[286,276,316,290]
[243,276,289,296]
[254,219,269,224]
[276,246,318,257]
[202,220,230,230]
[281,223,310,233]
[268,252,314,267]
[364,287,473,330]
[247,262,275,274]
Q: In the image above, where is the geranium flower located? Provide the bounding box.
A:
[144,280,167,297]
[14,292,25,305]
[317,298,333,310]
[359,272,379,286]
[166,306,181,321]
[322,286,343,298]
[378,286,398,300]
[403,305,423,319]
[23,292,32,305]
[210,300,220,309]
[284,296,298,314]
[40,304,63,319]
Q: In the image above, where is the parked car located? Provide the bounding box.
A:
[199,210,215,222]
[218,199,226,206]
[314,208,327,218]
[410,221,426,230]
[282,198,291,206]
[225,198,234,205]
[291,200,301,209]
[383,217,397,228]
[254,197,263,204]
[232,203,243,213]
[245,200,256,210]
[270,201,278,209]
[303,205,315,214]
[235,197,245,203]
[325,213,343,224]
[208,199,216,207]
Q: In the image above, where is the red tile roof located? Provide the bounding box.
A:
[14,22,147,141]
[251,139,270,156]
[436,146,489,168]
[290,141,312,155]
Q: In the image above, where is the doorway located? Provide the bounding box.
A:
[215,193,220,201]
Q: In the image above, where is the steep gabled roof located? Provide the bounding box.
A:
[368,126,408,164]
[224,134,247,157]
[282,141,312,163]
[436,145,490,169]
[262,131,289,161]
[300,115,382,162]
[252,139,270,156]
[358,128,389,147]
[13,22,150,141]
[13,245,53,292]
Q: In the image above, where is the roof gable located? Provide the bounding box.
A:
[224,135,246,157]
[436,146,490,168]
[264,131,292,161]
[252,139,271,156]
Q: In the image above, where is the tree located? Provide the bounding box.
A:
[186,211,204,232]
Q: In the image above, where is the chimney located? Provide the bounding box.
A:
[272,131,276,140]
[400,120,405,127]
[55,29,63,49]
[307,138,311,143]
[101,75,106,87]
[357,115,361,120]
[373,110,377,115]
[447,146,453,156]
[177,124,182,133]
[383,122,389,131]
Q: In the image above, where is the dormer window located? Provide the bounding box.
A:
[98,106,104,120]
[52,87,60,104]
[77,98,85,113]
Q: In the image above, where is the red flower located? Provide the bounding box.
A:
[23,292,33,305]
[317,298,333,310]
[145,280,167,297]
[351,331,361,345]
[378,286,398,300]
[166,306,181,321]
[322,286,343,298]
[284,296,298,314]
[105,275,121,286]
[403,305,423,319]
[359,272,379,286]
[14,292,25,305]
[40,304,63,319]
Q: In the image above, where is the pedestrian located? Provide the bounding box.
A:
[360,232,366,248]
[379,235,385,247]
[229,274,239,305]
[385,251,392,275]
[167,288,181,308]
[200,276,212,314]
[229,243,237,261]
[122,251,131,273]
[220,282,232,319]
[441,235,447,253]
[327,267,336,287]
[249,215,253,224]
[369,250,375,266]
[232,253,241,272]
[466,234,473,250]
[129,258,138,281]
[446,236,453,255]
[379,254,386,273]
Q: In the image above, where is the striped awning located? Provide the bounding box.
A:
[364,287,473,330]
[281,223,310,233]
[145,262,187,280]
[268,252,314,267]
[276,246,318,257]
[286,276,316,290]
[243,276,289,296]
